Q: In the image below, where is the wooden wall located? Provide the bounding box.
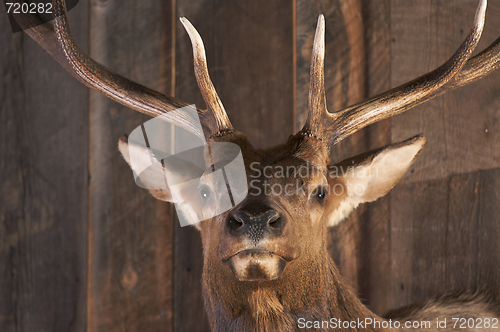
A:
[86,1,174,331]
[1,0,500,331]
[0,2,89,331]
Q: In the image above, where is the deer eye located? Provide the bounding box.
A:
[199,185,212,204]
[312,186,328,204]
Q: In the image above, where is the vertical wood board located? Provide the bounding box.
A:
[87,0,174,331]
[389,0,500,313]
[0,2,89,331]
[391,169,500,309]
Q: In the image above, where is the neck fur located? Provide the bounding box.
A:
[202,256,388,332]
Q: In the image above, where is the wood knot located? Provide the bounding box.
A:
[121,265,138,291]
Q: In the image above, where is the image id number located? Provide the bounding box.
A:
[5,2,52,14]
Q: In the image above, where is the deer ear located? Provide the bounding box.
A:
[118,135,173,202]
[325,135,426,227]
[118,135,203,230]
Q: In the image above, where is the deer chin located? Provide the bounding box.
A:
[224,249,290,281]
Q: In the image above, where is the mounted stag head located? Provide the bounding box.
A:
[15,0,500,331]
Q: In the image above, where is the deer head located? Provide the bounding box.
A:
[15,0,500,330]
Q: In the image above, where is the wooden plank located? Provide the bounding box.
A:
[471,170,500,303]
[175,1,294,330]
[442,169,500,302]
[358,0,393,316]
[0,2,88,331]
[391,0,500,183]
[391,168,500,309]
[388,0,500,314]
[391,178,449,308]
[87,0,174,331]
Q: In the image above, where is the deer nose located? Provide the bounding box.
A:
[227,209,285,243]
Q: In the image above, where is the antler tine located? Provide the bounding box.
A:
[301,15,327,136]
[179,18,233,134]
[13,0,228,140]
[313,0,488,146]
[440,34,500,93]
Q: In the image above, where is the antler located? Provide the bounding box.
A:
[13,0,231,140]
[179,18,232,133]
[303,0,500,146]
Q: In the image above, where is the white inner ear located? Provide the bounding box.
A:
[326,136,425,228]
[327,199,360,227]
[119,139,168,190]
[360,140,425,202]
[325,164,377,227]
[119,138,203,230]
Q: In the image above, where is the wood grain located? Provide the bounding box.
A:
[0,2,88,331]
[391,0,500,183]
[87,0,174,331]
[357,0,393,316]
[391,169,500,308]
[388,0,500,313]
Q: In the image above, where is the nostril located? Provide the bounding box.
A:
[269,216,284,229]
[227,209,285,236]
[228,216,243,231]
[268,213,279,225]
[265,210,281,226]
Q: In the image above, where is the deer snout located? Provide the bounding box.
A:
[226,209,285,243]
[221,208,293,281]
[219,204,299,281]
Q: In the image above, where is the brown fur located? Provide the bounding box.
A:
[386,292,500,332]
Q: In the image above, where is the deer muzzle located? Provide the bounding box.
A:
[219,205,300,281]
